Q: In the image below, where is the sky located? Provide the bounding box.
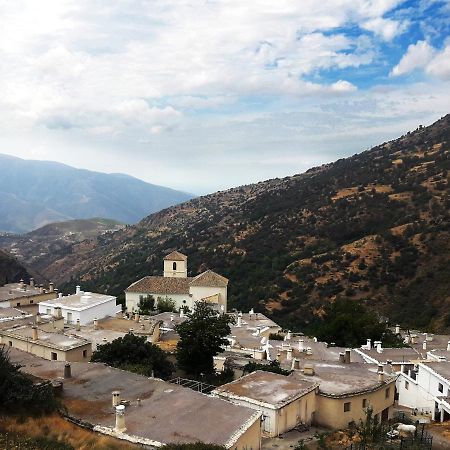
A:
[0,1,449,194]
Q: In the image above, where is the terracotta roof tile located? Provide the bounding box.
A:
[163,251,188,261]
[126,276,192,294]
[190,270,228,287]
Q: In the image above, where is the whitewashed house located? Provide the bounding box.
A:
[39,287,121,325]
[397,361,450,421]
[125,251,228,313]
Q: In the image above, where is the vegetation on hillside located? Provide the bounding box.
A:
[30,115,450,332]
[91,333,174,379]
[0,249,32,285]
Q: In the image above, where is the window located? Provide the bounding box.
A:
[438,383,444,393]
[16,302,20,307]
[173,262,177,270]
[51,352,57,361]
[344,402,351,412]
[67,312,73,324]
[30,300,33,304]
[362,399,367,408]
[385,388,391,399]
[46,308,51,315]
[83,350,87,358]
[8,341,12,347]
[405,381,409,390]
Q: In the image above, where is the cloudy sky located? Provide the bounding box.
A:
[1,0,449,194]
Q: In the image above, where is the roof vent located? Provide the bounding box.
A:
[303,364,315,376]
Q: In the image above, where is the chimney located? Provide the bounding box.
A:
[35,313,42,324]
[285,330,292,341]
[395,324,400,334]
[376,342,383,353]
[54,288,58,296]
[54,307,62,319]
[298,339,304,352]
[237,312,242,327]
[180,309,185,318]
[366,339,372,350]
[378,364,384,382]
[76,285,81,295]
[39,285,44,294]
[313,337,318,343]
[49,282,54,292]
[306,347,313,355]
[291,358,300,370]
[339,352,345,363]
[447,341,450,352]
[345,349,351,364]
[405,335,411,344]
[30,278,35,287]
[286,347,293,361]
[115,405,126,433]
[134,313,139,322]
[31,326,38,340]
[93,318,98,330]
[303,364,315,376]
[170,314,174,322]
[423,341,427,351]
[112,391,121,407]
[20,279,25,289]
[276,352,281,362]
[411,334,417,344]
[76,319,81,331]
[64,363,72,379]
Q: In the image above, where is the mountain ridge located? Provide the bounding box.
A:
[20,115,450,331]
[0,154,193,233]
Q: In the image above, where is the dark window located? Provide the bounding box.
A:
[385,388,391,398]
[51,352,57,361]
[30,300,34,304]
[362,399,367,408]
[344,402,351,412]
[8,341,12,347]
[173,262,177,270]
[438,383,444,393]
[16,302,20,307]
[405,381,409,390]
[83,350,87,358]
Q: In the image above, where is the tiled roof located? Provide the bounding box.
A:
[164,251,188,261]
[126,276,192,294]
[190,270,228,287]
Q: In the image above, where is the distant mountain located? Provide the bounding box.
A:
[22,116,450,331]
[0,155,193,233]
[0,218,124,272]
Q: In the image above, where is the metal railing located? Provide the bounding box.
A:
[168,377,216,394]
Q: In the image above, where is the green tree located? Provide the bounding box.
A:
[91,332,174,379]
[175,301,234,375]
[311,298,404,348]
[157,296,176,313]
[138,295,156,314]
[0,346,58,414]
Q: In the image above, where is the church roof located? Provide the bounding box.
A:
[164,251,188,261]
[125,276,192,295]
[190,270,229,288]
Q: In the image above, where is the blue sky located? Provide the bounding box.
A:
[0,0,449,194]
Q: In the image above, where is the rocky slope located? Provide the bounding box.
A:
[0,154,193,233]
[31,116,450,331]
[0,249,34,285]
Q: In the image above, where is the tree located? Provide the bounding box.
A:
[138,295,155,314]
[175,301,234,375]
[0,346,58,414]
[311,298,404,348]
[157,296,176,313]
[91,332,174,379]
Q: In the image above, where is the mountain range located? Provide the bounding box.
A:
[0,154,193,233]
[4,116,449,332]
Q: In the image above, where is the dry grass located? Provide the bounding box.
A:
[0,415,140,450]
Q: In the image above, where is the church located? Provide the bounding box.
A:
[125,251,228,313]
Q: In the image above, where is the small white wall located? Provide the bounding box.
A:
[189,285,227,311]
[126,292,192,312]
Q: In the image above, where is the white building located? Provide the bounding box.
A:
[397,361,450,421]
[125,251,228,313]
[39,287,121,326]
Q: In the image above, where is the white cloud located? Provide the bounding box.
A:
[362,17,409,41]
[392,41,450,80]
[391,40,435,76]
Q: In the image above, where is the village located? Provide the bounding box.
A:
[1,251,449,450]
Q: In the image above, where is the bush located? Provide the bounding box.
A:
[157,297,176,313]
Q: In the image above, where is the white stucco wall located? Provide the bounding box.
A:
[126,292,192,312]
[189,285,227,311]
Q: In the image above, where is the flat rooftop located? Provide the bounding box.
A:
[356,347,420,364]
[422,362,450,383]
[40,292,116,311]
[290,362,396,397]
[214,370,317,408]
[0,307,32,322]
[0,282,45,302]
[152,311,187,329]
[7,348,260,447]
[2,326,90,350]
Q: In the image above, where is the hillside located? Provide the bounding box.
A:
[33,116,449,331]
[0,249,33,285]
[0,154,193,233]
[0,218,124,271]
